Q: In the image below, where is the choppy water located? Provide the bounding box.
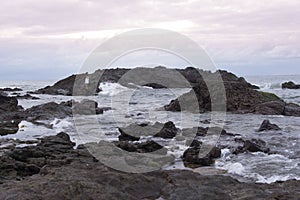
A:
[0,75,300,183]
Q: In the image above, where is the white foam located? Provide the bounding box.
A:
[226,163,245,175]
[51,118,73,132]
[99,82,130,96]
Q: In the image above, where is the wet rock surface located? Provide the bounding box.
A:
[114,140,165,153]
[258,120,281,132]
[182,139,221,168]
[233,138,270,154]
[118,121,178,141]
[0,132,299,199]
[0,95,24,136]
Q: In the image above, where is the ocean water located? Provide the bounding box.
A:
[0,75,300,183]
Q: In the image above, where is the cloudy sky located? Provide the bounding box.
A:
[1,0,300,80]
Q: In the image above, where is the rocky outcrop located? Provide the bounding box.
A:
[0,132,75,182]
[33,67,259,96]
[282,81,300,89]
[258,120,281,132]
[1,132,299,199]
[118,121,178,141]
[164,70,300,116]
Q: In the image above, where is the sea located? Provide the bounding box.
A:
[0,74,300,184]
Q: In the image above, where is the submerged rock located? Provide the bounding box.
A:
[282,81,300,89]
[258,120,281,132]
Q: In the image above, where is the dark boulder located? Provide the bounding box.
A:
[118,121,178,141]
[233,138,270,154]
[153,121,178,139]
[0,95,24,136]
[72,99,109,115]
[282,81,300,89]
[0,95,21,113]
[115,140,164,153]
[182,140,221,168]
[25,102,72,121]
[258,120,281,132]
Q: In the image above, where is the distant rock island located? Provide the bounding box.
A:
[31,66,300,117]
[282,81,300,89]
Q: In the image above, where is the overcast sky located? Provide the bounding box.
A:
[1,0,300,80]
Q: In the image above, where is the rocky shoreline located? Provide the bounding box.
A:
[0,132,299,199]
[1,67,300,199]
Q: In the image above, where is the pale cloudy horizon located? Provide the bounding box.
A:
[1,0,300,80]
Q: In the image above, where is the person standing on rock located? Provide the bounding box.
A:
[85,72,90,90]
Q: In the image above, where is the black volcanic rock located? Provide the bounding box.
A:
[25,102,73,121]
[33,67,260,96]
[0,132,299,199]
[0,94,24,136]
[182,140,221,168]
[258,120,281,132]
[118,121,178,141]
[115,140,165,153]
[282,81,300,89]
[0,94,21,113]
[0,87,22,92]
[233,138,270,154]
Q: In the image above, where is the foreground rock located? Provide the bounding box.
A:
[118,121,178,141]
[282,81,300,89]
[1,133,299,199]
[258,120,281,132]
[164,70,300,116]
